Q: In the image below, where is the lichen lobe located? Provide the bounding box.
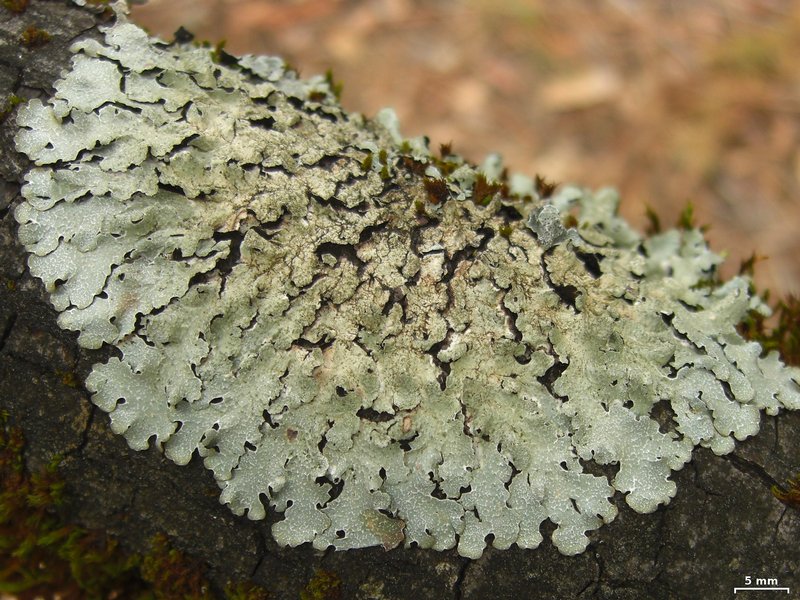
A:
[13,10,800,559]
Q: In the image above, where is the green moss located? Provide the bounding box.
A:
[140,533,214,600]
[675,201,709,233]
[19,25,51,48]
[772,473,800,509]
[324,69,343,101]
[676,202,695,230]
[361,152,373,172]
[472,173,501,206]
[225,581,272,600]
[0,412,275,598]
[55,370,79,389]
[739,293,800,367]
[0,414,141,597]
[0,94,24,124]
[300,569,341,600]
[1,0,28,14]
[210,39,228,64]
[644,205,661,235]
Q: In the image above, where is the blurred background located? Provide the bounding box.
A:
[130,0,800,299]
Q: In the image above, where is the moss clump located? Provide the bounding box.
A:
[1,0,28,14]
[0,412,274,598]
[472,173,502,206]
[360,152,373,172]
[324,69,343,101]
[0,95,24,124]
[534,173,557,199]
[772,474,800,509]
[300,569,342,600]
[19,25,51,48]
[140,533,214,600]
[422,176,448,204]
[225,581,272,600]
[55,369,80,389]
[734,252,800,367]
[738,293,800,367]
[675,201,710,233]
[0,413,141,597]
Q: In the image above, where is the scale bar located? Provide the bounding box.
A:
[733,588,790,594]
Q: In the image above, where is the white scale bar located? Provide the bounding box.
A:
[733,588,790,594]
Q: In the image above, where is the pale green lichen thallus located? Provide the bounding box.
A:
[13,1,800,558]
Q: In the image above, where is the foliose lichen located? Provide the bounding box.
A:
[13,3,800,558]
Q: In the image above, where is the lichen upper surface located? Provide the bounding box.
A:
[14,10,800,559]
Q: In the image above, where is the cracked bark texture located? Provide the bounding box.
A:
[1,2,799,598]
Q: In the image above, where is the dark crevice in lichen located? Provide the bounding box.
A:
[440,226,494,285]
[304,105,342,124]
[540,248,581,312]
[398,432,418,451]
[575,250,603,278]
[315,241,364,269]
[659,311,696,346]
[407,218,441,267]
[252,207,288,238]
[381,286,407,318]
[352,336,374,360]
[538,359,569,401]
[311,192,370,214]
[356,407,395,423]
[677,299,701,313]
[578,456,619,481]
[649,398,680,436]
[513,345,533,365]
[496,203,523,222]
[718,379,736,402]
[291,335,334,352]
[261,409,278,430]
[499,292,523,343]
[247,116,275,130]
[458,401,472,437]
[156,181,188,197]
[183,229,243,296]
[313,154,344,170]
[430,480,447,500]
[356,220,389,246]
[166,133,200,156]
[427,329,454,390]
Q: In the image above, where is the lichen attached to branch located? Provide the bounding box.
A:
[13,4,800,558]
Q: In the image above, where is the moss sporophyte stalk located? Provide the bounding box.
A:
[12,0,800,558]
